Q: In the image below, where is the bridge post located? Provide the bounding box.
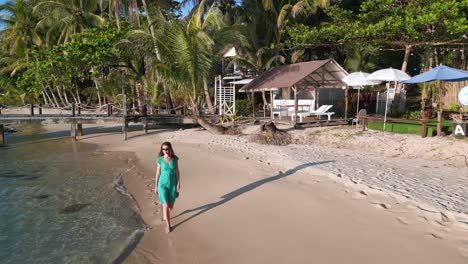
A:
[0,124,5,145]
[77,104,81,116]
[77,123,83,136]
[39,103,42,115]
[71,103,75,117]
[70,122,77,141]
[30,103,34,116]
[143,118,148,134]
[107,104,112,117]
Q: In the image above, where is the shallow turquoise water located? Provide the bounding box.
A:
[0,126,146,263]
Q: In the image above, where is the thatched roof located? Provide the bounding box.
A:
[239,59,349,92]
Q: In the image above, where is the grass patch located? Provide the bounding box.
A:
[368,119,452,137]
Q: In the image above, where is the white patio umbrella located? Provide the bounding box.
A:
[342,72,382,117]
[366,68,411,130]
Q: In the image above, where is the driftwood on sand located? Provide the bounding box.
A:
[250,122,291,145]
[194,115,240,135]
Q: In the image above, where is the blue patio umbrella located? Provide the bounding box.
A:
[401,65,468,136]
[401,66,468,83]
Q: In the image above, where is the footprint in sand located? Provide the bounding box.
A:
[396,217,409,225]
[427,232,444,240]
[378,203,391,210]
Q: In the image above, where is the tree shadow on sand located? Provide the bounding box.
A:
[171,160,334,229]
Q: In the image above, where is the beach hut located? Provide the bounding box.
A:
[239,59,349,125]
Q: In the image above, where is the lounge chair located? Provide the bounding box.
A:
[291,105,334,122]
[272,106,282,118]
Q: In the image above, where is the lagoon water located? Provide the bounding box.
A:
[0,125,146,263]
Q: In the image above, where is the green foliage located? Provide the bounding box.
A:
[219,114,238,124]
[444,103,461,112]
[284,0,468,49]
[400,110,423,120]
[235,98,252,116]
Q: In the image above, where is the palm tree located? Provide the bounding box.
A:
[261,0,329,58]
[33,0,104,44]
[161,1,230,133]
[0,0,42,61]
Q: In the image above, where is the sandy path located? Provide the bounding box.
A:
[76,125,468,264]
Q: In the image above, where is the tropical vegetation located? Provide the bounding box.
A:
[0,0,466,134]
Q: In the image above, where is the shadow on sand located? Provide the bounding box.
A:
[171,160,334,230]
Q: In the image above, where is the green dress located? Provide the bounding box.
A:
[157,156,179,204]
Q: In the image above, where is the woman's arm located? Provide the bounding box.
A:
[175,159,181,192]
[155,163,161,194]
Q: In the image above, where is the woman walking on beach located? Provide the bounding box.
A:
[155,142,181,233]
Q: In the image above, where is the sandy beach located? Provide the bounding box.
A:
[66,122,468,264]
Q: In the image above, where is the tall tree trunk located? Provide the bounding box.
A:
[91,67,102,106]
[398,44,412,95]
[141,0,173,112]
[47,86,59,107]
[71,90,78,104]
[203,77,215,114]
[114,0,121,31]
[62,86,70,105]
[56,87,66,106]
[135,82,142,108]
[261,89,268,118]
[99,0,104,13]
[392,44,413,113]
[293,86,298,125]
[75,86,82,104]
[251,90,256,119]
[130,0,140,26]
[42,86,52,106]
[93,79,102,106]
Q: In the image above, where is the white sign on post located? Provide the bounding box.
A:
[454,125,466,137]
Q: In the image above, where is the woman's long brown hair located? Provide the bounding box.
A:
[159,142,175,158]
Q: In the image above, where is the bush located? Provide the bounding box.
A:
[444,103,460,112]
[235,99,252,117]
[400,110,423,120]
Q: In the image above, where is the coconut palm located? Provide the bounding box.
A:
[261,0,329,57]
[33,0,104,44]
[0,0,42,61]
[161,1,231,133]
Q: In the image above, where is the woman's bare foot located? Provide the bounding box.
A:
[165,225,171,234]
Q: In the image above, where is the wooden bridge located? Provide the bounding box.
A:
[0,104,213,144]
